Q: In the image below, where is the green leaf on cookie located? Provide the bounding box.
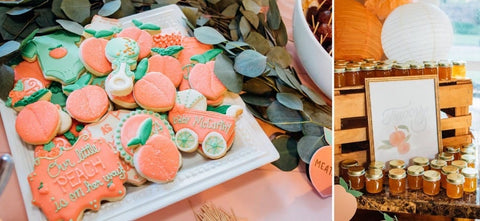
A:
[127,118,153,147]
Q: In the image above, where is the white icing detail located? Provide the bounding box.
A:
[106,63,134,96]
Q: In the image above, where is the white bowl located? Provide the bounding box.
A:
[293,0,332,99]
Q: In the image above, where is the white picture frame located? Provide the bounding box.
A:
[365,75,442,164]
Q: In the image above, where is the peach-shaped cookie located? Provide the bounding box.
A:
[13,60,51,87]
[15,100,60,145]
[147,55,183,87]
[66,85,109,123]
[133,134,181,183]
[133,72,176,112]
[117,27,153,60]
[79,37,112,76]
[7,77,52,112]
[177,37,213,90]
[188,61,227,100]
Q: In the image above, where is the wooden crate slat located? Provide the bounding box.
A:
[335,128,368,144]
[440,114,471,131]
[438,84,472,108]
[334,93,365,119]
[442,134,472,147]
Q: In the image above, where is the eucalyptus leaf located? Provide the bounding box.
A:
[301,85,327,106]
[276,78,300,95]
[229,19,238,41]
[298,135,325,163]
[241,10,259,29]
[266,101,303,132]
[0,65,14,101]
[240,93,272,107]
[243,78,273,95]
[180,7,198,27]
[275,65,296,89]
[0,41,20,58]
[7,6,33,16]
[276,92,303,111]
[324,127,332,145]
[274,20,288,46]
[207,0,221,4]
[3,17,38,39]
[196,15,210,26]
[221,3,239,18]
[56,19,84,36]
[242,0,261,14]
[110,0,135,18]
[155,0,180,7]
[239,16,251,39]
[0,7,15,40]
[194,26,227,45]
[98,0,121,17]
[245,103,268,121]
[267,0,281,30]
[234,50,266,78]
[51,0,67,19]
[244,31,270,55]
[267,46,291,68]
[302,122,324,137]
[214,53,243,93]
[61,0,91,23]
[35,8,56,28]
[302,100,332,129]
[271,135,299,171]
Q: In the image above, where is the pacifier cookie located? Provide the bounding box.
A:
[66,85,110,123]
[104,37,139,97]
[15,100,60,145]
[133,72,176,112]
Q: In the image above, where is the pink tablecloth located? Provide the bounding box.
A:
[0,0,332,220]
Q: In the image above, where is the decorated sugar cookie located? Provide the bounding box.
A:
[15,100,60,145]
[188,60,227,101]
[117,26,153,60]
[79,37,113,76]
[62,72,93,95]
[34,136,71,159]
[177,37,213,91]
[114,110,174,165]
[57,106,73,135]
[131,19,162,35]
[104,37,139,97]
[152,32,182,48]
[147,54,183,87]
[21,30,85,85]
[6,77,52,112]
[175,89,207,111]
[133,134,181,183]
[105,74,138,109]
[133,72,176,112]
[82,15,121,39]
[13,60,51,87]
[66,85,110,123]
[28,135,127,221]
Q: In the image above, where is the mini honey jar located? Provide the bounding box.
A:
[412,157,430,171]
[441,165,459,189]
[423,170,441,196]
[451,160,467,170]
[445,146,461,160]
[439,152,454,165]
[430,159,447,173]
[334,67,346,88]
[340,159,358,182]
[461,154,476,168]
[446,173,465,199]
[423,61,438,76]
[360,63,376,84]
[365,169,383,194]
[409,62,424,76]
[461,147,475,156]
[389,159,406,170]
[375,64,393,77]
[407,165,424,190]
[438,60,452,81]
[348,166,366,190]
[393,63,410,76]
[345,66,361,86]
[461,168,477,193]
[452,60,466,79]
[389,168,407,195]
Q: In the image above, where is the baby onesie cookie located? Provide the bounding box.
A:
[13,60,51,87]
[66,85,110,123]
[133,134,181,183]
[15,100,60,145]
[115,110,174,165]
[7,77,52,112]
[34,136,71,159]
[28,135,127,221]
[147,54,183,87]
[188,61,227,101]
[79,37,112,76]
[104,37,139,97]
[21,30,85,85]
[133,72,176,112]
[117,26,153,60]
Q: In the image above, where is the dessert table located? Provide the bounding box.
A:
[0,0,333,220]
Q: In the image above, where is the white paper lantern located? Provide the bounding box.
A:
[381,2,453,62]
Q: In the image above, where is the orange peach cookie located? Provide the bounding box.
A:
[7,77,52,112]
[133,134,181,183]
[66,85,110,123]
[28,135,127,221]
[114,110,175,165]
[15,100,60,145]
[188,61,227,102]
[147,54,183,87]
[133,72,176,112]
[79,37,112,76]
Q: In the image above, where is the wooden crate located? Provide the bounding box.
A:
[334,79,473,176]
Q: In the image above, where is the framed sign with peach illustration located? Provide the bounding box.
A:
[365,75,442,164]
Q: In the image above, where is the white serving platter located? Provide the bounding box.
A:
[0,5,279,220]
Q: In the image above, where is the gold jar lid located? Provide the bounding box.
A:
[438,60,452,67]
[410,62,425,69]
[439,152,454,161]
[341,159,358,169]
[430,159,447,169]
[413,157,429,166]
[389,159,405,169]
[461,147,475,155]
[366,168,383,179]
[451,160,467,169]
[393,63,410,70]
[348,166,365,176]
[446,146,459,153]
[407,165,424,176]
[441,165,459,175]
[424,61,438,68]
[447,173,465,185]
[389,168,406,179]
[369,161,385,170]
[423,170,441,182]
[345,66,360,72]
[361,63,375,71]
[364,58,375,62]
[464,143,476,149]
[334,67,345,73]
[376,64,392,70]
[461,168,477,178]
[452,60,466,66]
[461,154,476,163]
[335,60,348,65]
